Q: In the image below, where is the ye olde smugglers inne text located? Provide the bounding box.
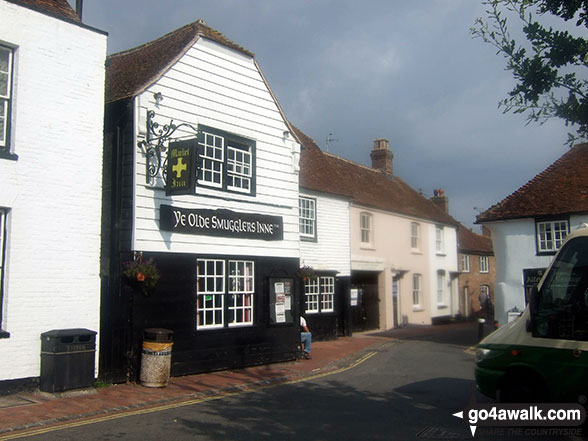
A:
[159,204,284,241]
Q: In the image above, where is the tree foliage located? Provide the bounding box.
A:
[471,0,588,145]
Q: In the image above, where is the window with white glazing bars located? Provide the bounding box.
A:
[197,259,225,329]
[228,260,254,326]
[304,278,319,313]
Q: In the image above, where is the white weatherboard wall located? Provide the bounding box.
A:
[485,215,588,325]
[299,190,350,277]
[134,38,300,258]
[0,2,106,381]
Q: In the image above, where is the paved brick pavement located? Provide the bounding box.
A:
[0,334,386,438]
[0,321,482,439]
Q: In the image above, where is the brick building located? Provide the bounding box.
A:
[457,225,495,319]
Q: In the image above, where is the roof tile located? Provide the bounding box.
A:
[106,19,253,103]
[477,143,588,222]
[294,126,458,226]
[7,0,80,22]
[457,224,493,254]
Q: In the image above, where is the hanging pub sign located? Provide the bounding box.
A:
[160,204,284,241]
[166,139,197,196]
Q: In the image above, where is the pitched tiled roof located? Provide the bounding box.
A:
[7,0,80,22]
[458,224,493,255]
[294,126,458,226]
[477,143,588,223]
[106,19,254,103]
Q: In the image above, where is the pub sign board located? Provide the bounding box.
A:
[166,139,197,196]
[160,204,284,241]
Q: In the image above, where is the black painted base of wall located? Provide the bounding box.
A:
[101,252,303,383]
[0,377,39,397]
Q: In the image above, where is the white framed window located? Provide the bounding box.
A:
[435,226,444,254]
[479,256,489,273]
[437,271,446,305]
[227,145,252,192]
[360,212,372,245]
[411,222,420,250]
[199,131,224,188]
[536,220,568,253]
[304,276,335,314]
[228,260,254,326]
[197,259,225,329]
[0,209,6,329]
[299,197,316,240]
[197,126,255,195]
[412,274,422,307]
[461,255,470,272]
[304,278,319,313]
[197,258,256,329]
[320,276,335,312]
[0,45,13,151]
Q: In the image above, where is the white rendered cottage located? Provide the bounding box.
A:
[0,0,106,391]
[477,144,588,325]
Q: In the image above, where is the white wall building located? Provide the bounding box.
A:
[477,144,588,325]
[0,0,106,388]
[296,127,352,338]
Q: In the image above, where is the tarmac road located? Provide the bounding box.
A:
[5,322,583,440]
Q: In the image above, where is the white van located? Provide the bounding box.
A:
[475,225,588,403]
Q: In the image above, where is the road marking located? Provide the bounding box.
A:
[0,351,379,440]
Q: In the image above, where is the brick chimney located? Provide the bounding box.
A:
[431,188,449,213]
[370,138,393,176]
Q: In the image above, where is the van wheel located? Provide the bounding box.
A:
[498,371,547,403]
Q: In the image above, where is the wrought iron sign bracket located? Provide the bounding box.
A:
[138,110,199,185]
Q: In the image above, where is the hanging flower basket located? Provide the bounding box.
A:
[297,265,316,282]
[122,256,160,292]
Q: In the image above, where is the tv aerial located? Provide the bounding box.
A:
[326,133,339,152]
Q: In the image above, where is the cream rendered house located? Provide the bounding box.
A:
[349,140,459,329]
[296,134,459,330]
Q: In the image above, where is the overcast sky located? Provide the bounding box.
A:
[73,0,576,231]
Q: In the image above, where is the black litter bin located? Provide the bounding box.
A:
[40,328,97,393]
[140,328,173,388]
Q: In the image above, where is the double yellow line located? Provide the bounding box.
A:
[0,351,378,440]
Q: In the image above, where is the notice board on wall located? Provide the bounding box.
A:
[269,278,294,324]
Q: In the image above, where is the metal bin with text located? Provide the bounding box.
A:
[40,328,97,393]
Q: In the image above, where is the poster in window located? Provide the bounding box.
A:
[269,278,294,324]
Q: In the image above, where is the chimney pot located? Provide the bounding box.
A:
[431,190,449,214]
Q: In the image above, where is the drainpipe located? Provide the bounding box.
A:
[76,0,83,20]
